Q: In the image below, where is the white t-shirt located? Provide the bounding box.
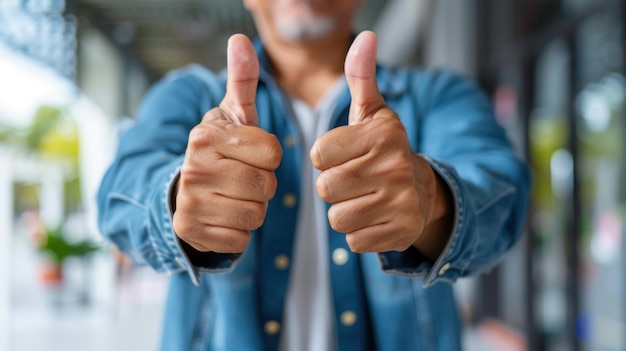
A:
[279,78,347,351]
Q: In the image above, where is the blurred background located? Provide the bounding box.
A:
[1,0,626,350]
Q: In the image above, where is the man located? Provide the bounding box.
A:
[97,0,531,350]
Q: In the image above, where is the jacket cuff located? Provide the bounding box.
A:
[377,157,470,287]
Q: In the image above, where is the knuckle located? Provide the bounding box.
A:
[172,193,200,224]
[315,173,331,201]
[250,202,267,229]
[173,216,202,242]
[394,239,413,252]
[346,235,367,253]
[171,212,187,238]
[400,187,418,203]
[226,232,250,253]
[327,206,348,233]
[391,220,420,250]
[191,120,231,149]
[188,125,211,148]
[264,173,278,199]
[395,189,419,214]
[310,141,324,169]
[394,154,414,173]
[264,134,283,169]
[373,118,406,144]
[378,153,413,180]
[384,115,406,133]
[176,190,198,212]
[391,230,414,251]
[201,107,225,122]
[180,159,205,180]
[231,240,249,253]
[187,223,206,241]
[205,228,249,253]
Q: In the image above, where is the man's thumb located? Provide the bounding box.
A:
[345,31,385,125]
[221,34,260,126]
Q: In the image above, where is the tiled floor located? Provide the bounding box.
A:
[6,239,522,351]
[11,303,163,351]
[9,241,167,351]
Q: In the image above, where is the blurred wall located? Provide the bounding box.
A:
[425,0,477,76]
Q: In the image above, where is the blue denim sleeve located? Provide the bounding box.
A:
[97,70,237,286]
[378,71,531,288]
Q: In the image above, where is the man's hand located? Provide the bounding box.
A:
[311,31,452,258]
[173,34,282,253]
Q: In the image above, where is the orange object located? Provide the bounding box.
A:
[39,262,63,287]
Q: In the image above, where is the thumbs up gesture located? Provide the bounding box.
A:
[311,31,450,256]
[173,35,282,253]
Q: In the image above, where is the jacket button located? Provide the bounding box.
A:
[284,135,297,147]
[264,320,281,335]
[274,255,290,270]
[340,311,357,327]
[332,248,349,266]
[438,262,451,276]
[282,193,297,208]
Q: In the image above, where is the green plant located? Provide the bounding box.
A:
[39,227,100,264]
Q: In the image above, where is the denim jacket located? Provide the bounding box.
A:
[97,41,531,351]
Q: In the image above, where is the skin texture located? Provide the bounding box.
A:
[173,0,453,260]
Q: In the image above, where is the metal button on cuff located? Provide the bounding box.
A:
[340,311,357,327]
[438,262,451,276]
[264,320,280,335]
[332,248,349,266]
[174,257,185,269]
[274,255,290,270]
